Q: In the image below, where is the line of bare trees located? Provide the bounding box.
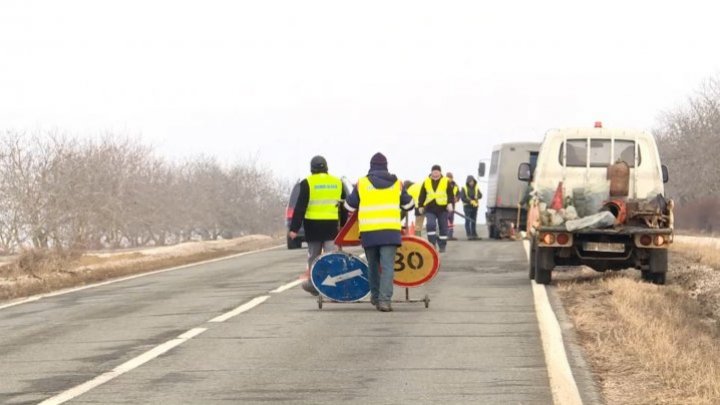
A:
[655,75,720,232]
[0,131,288,253]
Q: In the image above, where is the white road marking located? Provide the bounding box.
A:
[38,328,207,405]
[270,279,303,293]
[33,259,306,403]
[208,295,270,323]
[523,240,583,405]
[0,245,284,311]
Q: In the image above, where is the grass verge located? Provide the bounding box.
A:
[555,243,720,405]
[0,236,281,302]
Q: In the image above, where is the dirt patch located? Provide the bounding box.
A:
[0,235,281,302]
[555,245,720,405]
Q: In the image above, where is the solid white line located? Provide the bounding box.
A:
[38,327,207,405]
[0,244,284,311]
[208,295,270,323]
[523,240,583,405]
[270,279,303,293]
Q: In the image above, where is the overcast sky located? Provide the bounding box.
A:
[2,0,719,191]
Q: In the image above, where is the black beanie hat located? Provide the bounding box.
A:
[431,164,442,172]
[370,152,388,171]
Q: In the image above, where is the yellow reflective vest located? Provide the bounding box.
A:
[305,173,342,220]
[462,184,481,205]
[407,182,422,204]
[423,177,449,206]
[357,177,402,232]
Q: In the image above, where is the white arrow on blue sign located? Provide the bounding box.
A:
[311,252,369,302]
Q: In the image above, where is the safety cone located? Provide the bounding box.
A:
[299,266,310,280]
[550,181,564,210]
[409,221,416,236]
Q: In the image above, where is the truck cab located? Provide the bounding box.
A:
[519,123,673,284]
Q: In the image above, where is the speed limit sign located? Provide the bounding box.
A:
[393,235,440,287]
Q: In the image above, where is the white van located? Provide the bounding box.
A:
[519,123,673,285]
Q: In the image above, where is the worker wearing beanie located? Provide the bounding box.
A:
[460,175,482,240]
[418,164,454,253]
[289,155,347,296]
[445,172,460,241]
[345,152,415,312]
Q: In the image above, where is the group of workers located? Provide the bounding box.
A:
[288,153,482,312]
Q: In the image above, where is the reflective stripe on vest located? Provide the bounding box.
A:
[305,173,342,220]
[357,177,402,232]
[423,177,449,206]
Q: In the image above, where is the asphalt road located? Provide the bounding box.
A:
[1,233,555,404]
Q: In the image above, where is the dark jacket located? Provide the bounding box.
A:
[417,176,455,215]
[289,178,347,242]
[460,175,482,205]
[345,170,414,248]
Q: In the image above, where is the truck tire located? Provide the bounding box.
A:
[645,249,668,285]
[534,246,554,285]
[529,240,537,280]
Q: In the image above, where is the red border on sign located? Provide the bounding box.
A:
[334,212,362,246]
[393,235,440,288]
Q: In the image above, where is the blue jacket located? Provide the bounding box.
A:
[345,170,415,248]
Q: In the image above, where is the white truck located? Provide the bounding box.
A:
[519,123,673,285]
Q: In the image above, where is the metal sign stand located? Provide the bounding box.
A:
[315,212,434,310]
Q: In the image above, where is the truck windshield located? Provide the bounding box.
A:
[560,139,640,167]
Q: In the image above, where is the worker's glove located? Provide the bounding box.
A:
[447,204,454,213]
[471,200,479,207]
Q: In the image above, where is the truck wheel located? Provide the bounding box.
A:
[529,240,537,280]
[534,246,554,285]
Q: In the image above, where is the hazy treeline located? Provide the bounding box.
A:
[0,131,288,253]
[655,75,720,232]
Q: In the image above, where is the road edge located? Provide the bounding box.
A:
[523,239,584,405]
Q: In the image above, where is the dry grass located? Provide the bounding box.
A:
[557,256,720,404]
[672,239,720,271]
[0,236,280,301]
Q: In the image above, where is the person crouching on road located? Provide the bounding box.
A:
[345,153,414,312]
[446,172,460,241]
[289,155,347,296]
[460,175,482,240]
[418,165,454,253]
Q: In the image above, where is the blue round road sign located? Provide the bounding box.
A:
[311,252,369,302]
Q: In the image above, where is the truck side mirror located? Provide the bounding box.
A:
[518,162,532,182]
[478,162,486,177]
[661,165,669,183]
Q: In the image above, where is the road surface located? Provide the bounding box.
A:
[1,234,561,404]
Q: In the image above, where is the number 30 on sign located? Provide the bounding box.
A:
[392,235,440,287]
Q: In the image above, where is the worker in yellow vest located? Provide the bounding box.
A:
[418,164,454,253]
[406,180,424,236]
[460,175,482,240]
[446,172,460,240]
[345,153,414,312]
[289,155,347,295]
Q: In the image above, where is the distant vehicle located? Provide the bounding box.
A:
[520,123,673,285]
[285,177,353,250]
[481,142,541,239]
